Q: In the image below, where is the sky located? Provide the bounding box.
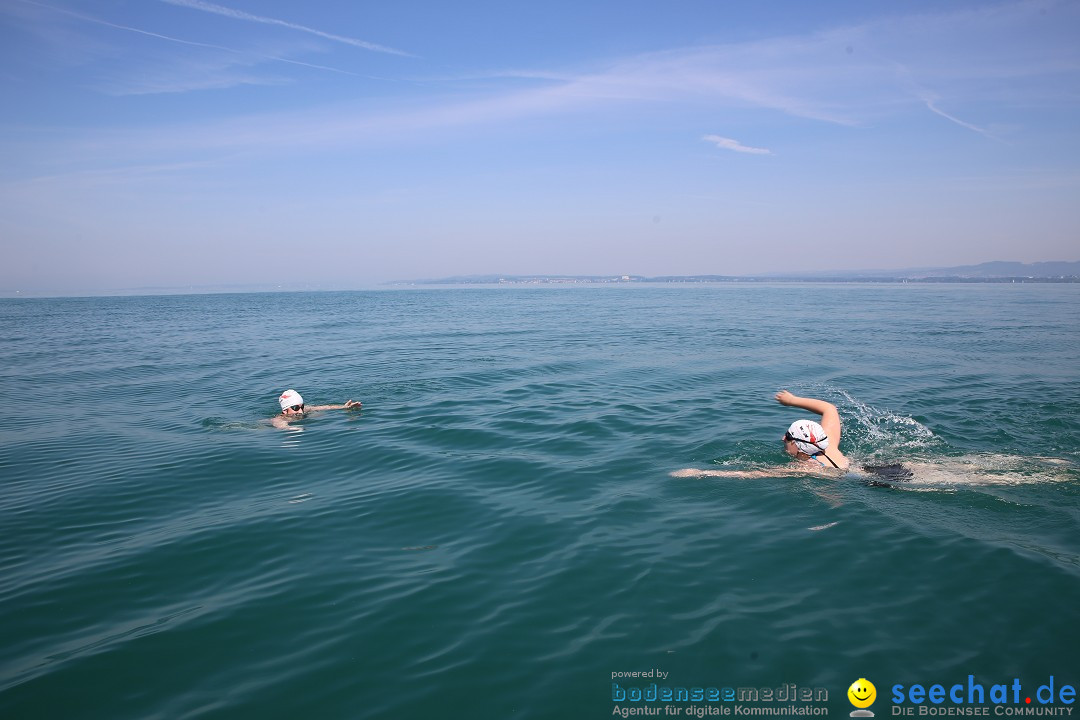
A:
[2,0,1079,294]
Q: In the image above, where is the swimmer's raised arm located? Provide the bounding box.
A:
[775,391,842,446]
[775,390,836,415]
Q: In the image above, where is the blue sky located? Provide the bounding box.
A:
[2,0,1079,294]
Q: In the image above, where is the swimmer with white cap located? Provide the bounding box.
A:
[775,390,848,470]
[272,389,361,428]
[671,391,850,478]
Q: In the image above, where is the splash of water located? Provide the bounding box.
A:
[831,387,940,456]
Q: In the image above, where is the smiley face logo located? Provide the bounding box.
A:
[848,678,876,709]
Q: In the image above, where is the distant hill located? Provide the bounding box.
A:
[915,260,1080,278]
[763,260,1080,280]
[401,261,1080,285]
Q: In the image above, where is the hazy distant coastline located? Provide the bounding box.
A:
[7,261,1079,299]
[404,261,1080,285]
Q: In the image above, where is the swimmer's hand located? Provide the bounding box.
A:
[345,400,362,409]
[775,390,797,406]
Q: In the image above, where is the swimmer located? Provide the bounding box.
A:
[776,390,849,470]
[272,389,361,429]
[671,391,852,479]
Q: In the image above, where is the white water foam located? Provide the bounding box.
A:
[832,387,939,452]
[898,454,1077,487]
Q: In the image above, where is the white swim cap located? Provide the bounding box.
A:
[786,419,829,456]
[279,389,304,410]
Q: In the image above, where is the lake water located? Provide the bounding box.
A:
[1,284,1078,719]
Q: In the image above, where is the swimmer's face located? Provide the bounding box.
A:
[283,404,305,416]
[782,434,800,458]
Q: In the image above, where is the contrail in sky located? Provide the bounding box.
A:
[16,0,365,78]
[161,0,413,57]
[924,100,997,140]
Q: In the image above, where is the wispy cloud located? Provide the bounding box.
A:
[160,0,413,57]
[97,65,285,97]
[703,135,772,155]
[480,0,1080,132]
[7,0,1077,170]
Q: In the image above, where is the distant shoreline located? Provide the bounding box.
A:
[6,261,1079,298]
[5,277,1079,299]
[402,274,1080,286]
[403,261,1080,285]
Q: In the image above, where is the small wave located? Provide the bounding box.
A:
[280,427,305,448]
[808,521,838,531]
[200,417,263,432]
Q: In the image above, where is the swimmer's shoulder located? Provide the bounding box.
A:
[805,450,848,471]
[825,449,849,470]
